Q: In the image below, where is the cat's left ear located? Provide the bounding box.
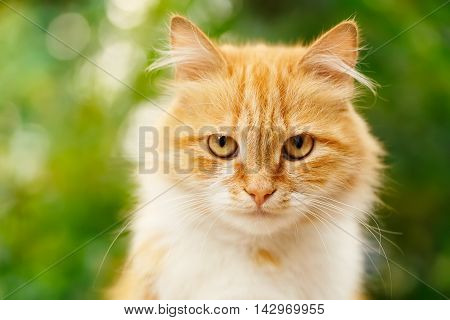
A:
[300,20,359,82]
[169,15,226,80]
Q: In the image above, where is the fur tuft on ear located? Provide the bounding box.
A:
[148,15,226,80]
[301,21,376,93]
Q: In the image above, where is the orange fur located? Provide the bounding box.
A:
[253,248,281,268]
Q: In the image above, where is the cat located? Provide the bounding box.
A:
[109,15,383,299]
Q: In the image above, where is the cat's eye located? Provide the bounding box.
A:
[207,134,238,159]
[282,134,314,160]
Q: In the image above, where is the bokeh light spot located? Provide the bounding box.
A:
[46,13,91,60]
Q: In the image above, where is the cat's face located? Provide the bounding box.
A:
[156,16,382,236]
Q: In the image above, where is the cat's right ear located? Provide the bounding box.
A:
[299,20,375,92]
[169,15,226,80]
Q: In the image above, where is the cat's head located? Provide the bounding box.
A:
[151,16,383,236]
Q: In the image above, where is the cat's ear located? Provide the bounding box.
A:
[169,15,225,80]
[300,20,361,84]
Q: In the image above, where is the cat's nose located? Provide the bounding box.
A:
[245,188,276,207]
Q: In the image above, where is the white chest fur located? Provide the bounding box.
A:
[131,184,364,300]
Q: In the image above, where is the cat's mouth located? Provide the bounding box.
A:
[228,205,290,223]
[224,206,298,236]
[247,207,280,218]
[230,206,277,218]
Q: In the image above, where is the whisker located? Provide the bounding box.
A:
[309,198,403,254]
[300,211,331,258]
[306,201,393,297]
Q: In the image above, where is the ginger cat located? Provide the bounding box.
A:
[109,15,383,299]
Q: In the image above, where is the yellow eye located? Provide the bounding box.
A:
[283,134,314,160]
[208,134,238,159]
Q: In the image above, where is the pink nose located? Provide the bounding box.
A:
[245,188,276,206]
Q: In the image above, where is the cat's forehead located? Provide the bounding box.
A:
[220,44,308,67]
[173,44,349,132]
[222,51,332,128]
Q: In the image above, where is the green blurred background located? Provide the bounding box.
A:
[0,0,449,299]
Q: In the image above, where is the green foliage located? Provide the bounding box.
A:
[0,0,449,299]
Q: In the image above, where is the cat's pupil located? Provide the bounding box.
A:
[293,136,303,149]
[218,136,227,148]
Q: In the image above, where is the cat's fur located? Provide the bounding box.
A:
[109,15,383,299]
